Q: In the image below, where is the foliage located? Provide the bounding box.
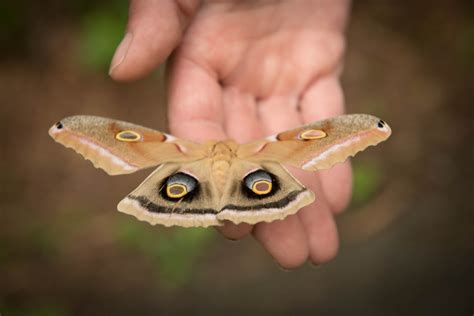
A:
[351,161,381,207]
[115,219,215,289]
[78,6,127,70]
[0,304,69,316]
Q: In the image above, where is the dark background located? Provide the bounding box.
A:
[1,1,472,315]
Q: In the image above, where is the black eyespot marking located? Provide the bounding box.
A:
[160,172,198,202]
[55,121,63,129]
[243,170,279,199]
[377,120,385,128]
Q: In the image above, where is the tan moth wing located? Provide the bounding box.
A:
[216,160,315,225]
[117,160,222,227]
[238,114,391,171]
[117,158,315,227]
[49,116,205,175]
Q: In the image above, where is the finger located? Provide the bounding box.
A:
[300,75,352,213]
[218,222,252,241]
[168,56,253,239]
[300,75,344,120]
[297,77,344,262]
[258,96,302,132]
[253,96,309,268]
[254,216,309,269]
[223,87,262,142]
[167,57,225,141]
[292,168,339,264]
[109,0,201,81]
[217,87,260,240]
[317,163,352,213]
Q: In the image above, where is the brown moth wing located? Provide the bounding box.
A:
[237,114,391,171]
[118,160,222,227]
[216,160,315,225]
[49,116,205,175]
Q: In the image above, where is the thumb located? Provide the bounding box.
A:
[109,0,201,81]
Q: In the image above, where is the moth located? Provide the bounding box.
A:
[49,114,391,227]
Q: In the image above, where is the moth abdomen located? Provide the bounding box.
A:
[210,141,237,192]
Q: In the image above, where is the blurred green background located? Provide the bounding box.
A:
[1,1,472,315]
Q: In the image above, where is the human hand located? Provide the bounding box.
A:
[110,0,352,269]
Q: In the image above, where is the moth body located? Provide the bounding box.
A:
[207,140,238,193]
[49,114,391,227]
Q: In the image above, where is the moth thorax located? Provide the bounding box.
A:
[209,142,235,192]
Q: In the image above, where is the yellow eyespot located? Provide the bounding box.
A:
[166,183,188,199]
[251,180,272,195]
[115,130,141,142]
[299,129,327,140]
[244,170,274,196]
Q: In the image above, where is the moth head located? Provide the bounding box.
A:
[161,172,199,201]
[243,169,278,198]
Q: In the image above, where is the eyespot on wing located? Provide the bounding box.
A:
[163,172,198,200]
[299,129,327,140]
[244,170,275,196]
[115,130,142,142]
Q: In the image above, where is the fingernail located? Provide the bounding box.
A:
[224,236,239,242]
[109,32,133,76]
[274,260,292,272]
[308,261,322,269]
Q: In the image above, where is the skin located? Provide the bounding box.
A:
[109,0,352,269]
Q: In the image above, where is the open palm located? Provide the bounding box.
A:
[110,0,351,268]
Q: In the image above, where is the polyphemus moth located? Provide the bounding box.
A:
[49,114,391,227]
